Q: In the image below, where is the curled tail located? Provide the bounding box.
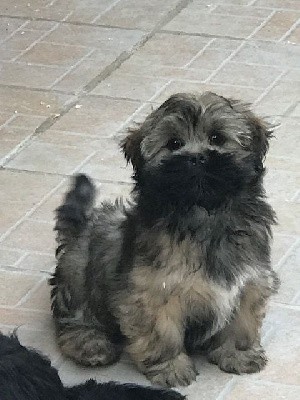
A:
[55,174,96,240]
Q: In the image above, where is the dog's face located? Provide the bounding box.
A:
[122,92,272,210]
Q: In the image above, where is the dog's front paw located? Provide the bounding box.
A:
[208,344,267,374]
[146,353,198,387]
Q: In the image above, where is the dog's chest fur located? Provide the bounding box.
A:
[131,232,242,339]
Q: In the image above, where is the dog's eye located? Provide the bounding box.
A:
[209,133,226,146]
[166,138,184,151]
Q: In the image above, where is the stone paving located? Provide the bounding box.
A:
[0,0,299,398]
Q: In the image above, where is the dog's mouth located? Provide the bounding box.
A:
[135,150,258,210]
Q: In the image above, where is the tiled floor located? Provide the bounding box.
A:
[0,0,299,398]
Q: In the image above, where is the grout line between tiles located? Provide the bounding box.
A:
[11,21,60,62]
[183,38,216,68]
[91,0,123,24]
[14,276,46,308]
[0,178,67,243]
[203,10,277,84]
[252,70,287,106]
[215,377,237,400]
[0,20,29,46]
[276,238,300,272]
[279,17,300,42]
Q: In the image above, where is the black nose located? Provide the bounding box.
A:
[189,154,206,166]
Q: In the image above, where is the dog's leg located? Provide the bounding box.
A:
[56,323,122,367]
[207,271,279,374]
[118,295,197,387]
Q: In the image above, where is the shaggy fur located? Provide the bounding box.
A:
[50,92,279,387]
[0,333,184,399]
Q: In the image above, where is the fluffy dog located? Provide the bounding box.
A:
[0,333,184,399]
[50,92,279,387]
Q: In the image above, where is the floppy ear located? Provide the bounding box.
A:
[229,100,273,169]
[120,127,144,171]
[247,114,273,163]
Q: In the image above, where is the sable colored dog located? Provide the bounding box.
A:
[50,91,279,387]
[0,333,184,399]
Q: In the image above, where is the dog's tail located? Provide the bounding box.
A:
[55,174,96,240]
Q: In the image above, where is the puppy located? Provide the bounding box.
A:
[0,333,184,399]
[50,92,279,387]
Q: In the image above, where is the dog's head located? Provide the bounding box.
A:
[121,92,272,211]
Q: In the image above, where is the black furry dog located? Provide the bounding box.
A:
[0,333,184,400]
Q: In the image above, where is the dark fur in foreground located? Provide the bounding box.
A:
[50,92,279,387]
[0,333,184,400]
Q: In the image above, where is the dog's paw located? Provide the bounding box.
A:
[146,353,198,387]
[58,330,121,367]
[208,344,267,374]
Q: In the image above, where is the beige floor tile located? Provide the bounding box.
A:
[257,80,300,115]
[254,0,300,10]
[180,359,233,400]
[91,73,169,101]
[95,0,178,30]
[24,20,57,31]
[36,130,109,149]
[272,200,300,235]
[0,205,29,237]
[0,170,61,207]
[17,253,56,273]
[0,270,41,306]
[17,324,61,363]
[0,17,26,41]
[46,24,144,54]
[8,114,46,130]
[189,48,233,70]
[212,4,272,18]
[154,81,263,104]
[0,248,24,267]
[268,119,300,160]
[0,307,51,327]
[0,86,72,116]
[224,380,300,400]
[78,141,132,183]
[274,243,300,304]
[271,234,297,267]
[0,61,67,89]
[258,305,300,385]
[6,141,92,174]
[0,29,44,55]
[2,219,55,253]
[29,183,68,223]
[121,33,210,69]
[20,279,51,312]
[52,58,112,93]
[0,140,26,162]
[285,25,300,43]
[232,41,300,68]
[210,62,283,88]
[164,8,263,38]
[265,169,299,202]
[118,62,211,81]
[50,97,140,136]
[0,170,62,235]
[254,11,300,41]
[19,42,92,67]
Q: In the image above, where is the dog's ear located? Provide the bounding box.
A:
[247,114,273,162]
[229,100,273,167]
[120,127,144,171]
